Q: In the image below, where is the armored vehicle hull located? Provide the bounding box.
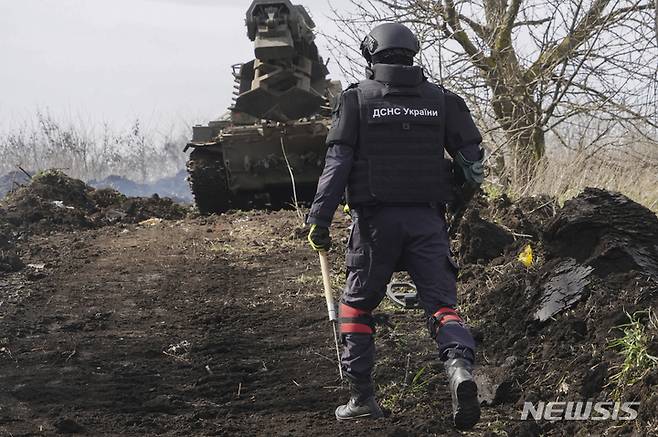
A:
[185,0,338,213]
[186,119,329,213]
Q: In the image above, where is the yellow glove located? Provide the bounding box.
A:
[308,224,331,251]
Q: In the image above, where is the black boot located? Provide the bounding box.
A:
[445,358,480,430]
[335,377,384,420]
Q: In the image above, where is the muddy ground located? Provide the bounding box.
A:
[1,173,656,436]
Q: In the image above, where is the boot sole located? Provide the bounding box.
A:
[454,380,480,430]
[335,408,384,421]
[336,413,379,420]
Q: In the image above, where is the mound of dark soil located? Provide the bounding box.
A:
[468,193,556,238]
[17,170,97,210]
[462,188,658,435]
[457,208,514,264]
[454,192,558,267]
[495,194,556,237]
[544,188,658,277]
[0,170,188,235]
[119,195,188,222]
[87,187,128,208]
[88,190,187,223]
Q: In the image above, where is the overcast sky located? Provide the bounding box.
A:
[0,0,354,136]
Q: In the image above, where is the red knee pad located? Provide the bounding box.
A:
[429,307,464,338]
[432,307,464,326]
[339,303,374,335]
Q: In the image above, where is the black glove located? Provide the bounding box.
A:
[449,150,484,236]
[308,224,331,251]
[453,150,484,206]
[454,151,484,186]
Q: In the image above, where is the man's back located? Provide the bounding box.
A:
[306,22,484,430]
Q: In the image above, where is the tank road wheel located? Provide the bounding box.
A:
[186,147,231,214]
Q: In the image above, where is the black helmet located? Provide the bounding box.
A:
[360,23,420,64]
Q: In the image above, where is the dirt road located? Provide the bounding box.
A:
[1,211,489,436]
[2,174,657,436]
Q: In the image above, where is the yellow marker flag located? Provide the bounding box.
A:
[519,244,533,268]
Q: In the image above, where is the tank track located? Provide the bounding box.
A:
[186,147,231,214]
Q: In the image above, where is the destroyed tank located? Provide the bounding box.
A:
[185,0,341,213]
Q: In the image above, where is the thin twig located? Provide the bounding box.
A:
[65,350,77,362]
[312,351,336,363]
[527,199,556,215]
[279,128,304,224]
[17,165,32,179]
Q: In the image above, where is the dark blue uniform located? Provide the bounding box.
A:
[307,63,482,383]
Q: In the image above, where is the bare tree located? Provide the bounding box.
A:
[327,0,658,185]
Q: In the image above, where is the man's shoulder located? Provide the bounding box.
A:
[331,84,359,113]
[442,87,469,112]
[338,85,360,108]
[421,81,464,99]
[344,83,360,96]
[336,83,360,100]
[354,79,377,89]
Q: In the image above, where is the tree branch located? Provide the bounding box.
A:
[442,0,493,71]
[513,17,552,28]
[528,0,654,80]
[494,0,523,52]
[529,0,608,78]
[655,0,658,45]
[458,13,490,40]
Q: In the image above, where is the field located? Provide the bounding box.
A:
[1,172,657,436]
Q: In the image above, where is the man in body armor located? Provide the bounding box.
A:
[307,23,484,430]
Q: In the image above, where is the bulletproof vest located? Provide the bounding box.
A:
[347,64,454,205]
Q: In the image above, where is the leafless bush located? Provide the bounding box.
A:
[0,112,188,182]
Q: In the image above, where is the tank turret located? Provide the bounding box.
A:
[233,0,330,122]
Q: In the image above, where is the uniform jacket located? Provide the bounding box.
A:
[307,64,482,227]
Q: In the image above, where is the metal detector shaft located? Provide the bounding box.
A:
[318,251,343,380]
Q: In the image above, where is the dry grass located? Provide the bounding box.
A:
[493,147,658,212]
